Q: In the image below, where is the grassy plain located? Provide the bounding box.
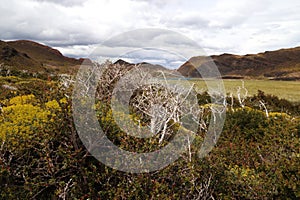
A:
[2,75,299,102]
[191,79,300,102]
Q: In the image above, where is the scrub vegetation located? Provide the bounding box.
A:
[0,62,299,199]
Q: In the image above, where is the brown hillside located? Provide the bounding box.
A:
[114,59,170,72]
[0,40,43,71]
[8,40,82,67]
[178,47,300,79]
[0,40,84,73]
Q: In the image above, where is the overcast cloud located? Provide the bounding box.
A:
[1,0,300,68]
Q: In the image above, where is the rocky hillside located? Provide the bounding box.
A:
[178,47,300,80]
[0,40,83,73]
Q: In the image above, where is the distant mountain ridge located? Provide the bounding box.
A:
[1,39,300,80]
[114,59,169,72]
[178,47,300,80]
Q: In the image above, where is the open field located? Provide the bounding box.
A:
[190,79,300,102]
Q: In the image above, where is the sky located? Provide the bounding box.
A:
[1,0,300,68]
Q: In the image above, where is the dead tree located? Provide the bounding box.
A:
[73,60,226,166]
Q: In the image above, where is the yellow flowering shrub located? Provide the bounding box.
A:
[0,95,62,148]
[59,97,68,104]
[0,104,50,147]
[8,94,36,105]
[45,99,61,111]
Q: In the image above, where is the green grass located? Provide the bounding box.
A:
[191,79,300,102]
[1,75,299,102]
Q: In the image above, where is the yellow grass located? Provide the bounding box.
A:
[191,79,300,102]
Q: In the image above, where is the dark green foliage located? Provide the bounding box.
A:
[247,90,300,115]
[208,108,299,199]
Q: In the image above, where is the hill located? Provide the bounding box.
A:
[178,47,300,80]
[0,40,42,71]
[0,40,83,73]
[2,40,300,80]
[114,59,170,72]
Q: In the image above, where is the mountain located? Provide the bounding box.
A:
[178,47,300,80]
[114,59,134,66]
[2,39,299,80]
[0,40,42,70]
[114,59,170,72]
[0,40,83,73]
[138,62,170,72]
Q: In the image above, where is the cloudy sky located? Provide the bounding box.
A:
[1,0,300,68]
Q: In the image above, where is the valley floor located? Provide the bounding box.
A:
[191,79,300,102]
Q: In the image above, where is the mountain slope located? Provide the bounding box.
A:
[178,47,300,80]
[114,59,170,72]
[2,39,300,79]
[0,40,83,73]
[7,40,82,67]
[0,40,43,70]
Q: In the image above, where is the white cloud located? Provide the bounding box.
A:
[89,29,205,68]
[33,0,86,7]
[1,0,300,68]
